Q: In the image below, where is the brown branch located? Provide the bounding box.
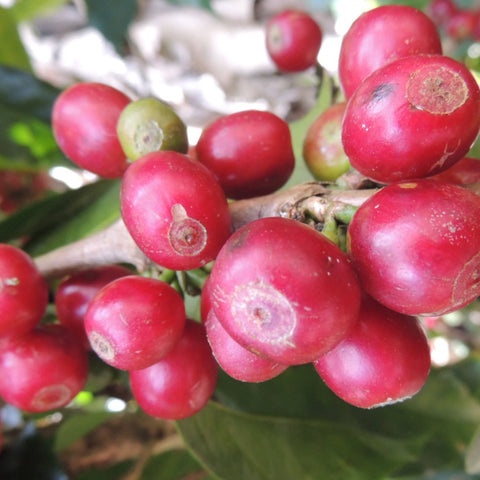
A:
[34,181,379,280]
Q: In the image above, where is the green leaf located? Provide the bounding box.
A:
[25,179,122,256]
[0,65,61,123]
[164,0,213,11]
[54,411,117,452]
[0,7,31,71]
[178,364,480,480]
[85,0,138,54]
[10,0,69,22]
[0,179,120,248]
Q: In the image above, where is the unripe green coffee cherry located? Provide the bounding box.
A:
[117,97,189,160]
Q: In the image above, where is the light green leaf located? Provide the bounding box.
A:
[0,7,31,71]
[10,0,69,22]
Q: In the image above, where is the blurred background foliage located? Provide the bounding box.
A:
[1,1,480,479]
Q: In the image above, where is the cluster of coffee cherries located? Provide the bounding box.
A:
[2,4,480,422]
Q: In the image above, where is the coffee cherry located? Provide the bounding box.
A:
[347,179,480,316]
[0,324,89,412]
[116,97,189,160]
[429,157,480,185]
[0,244,48,338]
[427,0,458,29]
[52,82,131,178]
[129,319,218,420]
[195,110,295,199]
[120,151,232,271]
[339,5,442,99]
[55,265,132,348]
[314,295,431,409]
[302,102,350,181]
[208,217,361,365]
[265,9,322,73]
[205,309,288,383]
[342,54,480,184]
[85,275,186,370]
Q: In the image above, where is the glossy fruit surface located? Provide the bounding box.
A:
[314,295,431,409]
[195,110,295,199]
[0,324,89,412]
[52,82,131,178]
[117,97,189,160]
[303,102,350,181]
[342,54,480,184]
[121,151,232,270]
[85,275,186,370]
[129,319,218,419]
[205,309,288,383]
[208,217,361,365]
[0,244,48,338]
[347,180,480,316]
[265,9,322,73]
[429,157,480,184]
[339,5,442,99]
[55,265,132,348]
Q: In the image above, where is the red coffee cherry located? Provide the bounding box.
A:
[195,110,295,199]
[0,324,89,412]
[52,82,131,178]
[339,5,442,99]
[0,244,48,338]
[208,217,361,365]
[347,179,480,316]
[120,151,232,271]
[55,265,132,348]
[314,295,431,409]
[429,157,480,185]
[342,54,480,184]
[129,319,218,419]
[205,309,288,383]
[265,9,323,73]
[85,275,186,370]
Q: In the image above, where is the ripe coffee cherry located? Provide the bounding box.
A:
[52,82,131,178]
[302,102,350,181]
[116,97,189,160]
[339,5,442,99]
[85,275,186,370]
[208,217,361,365]
[0,244,48,338]
[0,324,89,412]
[129,319,218,420]
[55,265,133,348]
[430,157,480,185]
[347,180,480,316]
[205,309,288,383]
[427,0,458,29]
[195,110,295,199]
[265,9,322,73]
[314,295,431,409]
[120,151,232,270]
[342,54,480,184]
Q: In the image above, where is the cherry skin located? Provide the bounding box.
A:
[116,97,189,160]
[429,157,480,185]
[347,179,480,316]
[205,309,288,383]
[52,82,131,178]
[0,324,89,412]
[85,275,186,370]
[265,9,322,73]
[195,110,295,199]
[302,101,350,181]
[208,217,361,365]
[55,265,132,348]
[129,319,218,420]
[342,54,480,184]
[338,5,442,99]
[314,295,431,409]
[0,244,49,338]
[120,151,232,271]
